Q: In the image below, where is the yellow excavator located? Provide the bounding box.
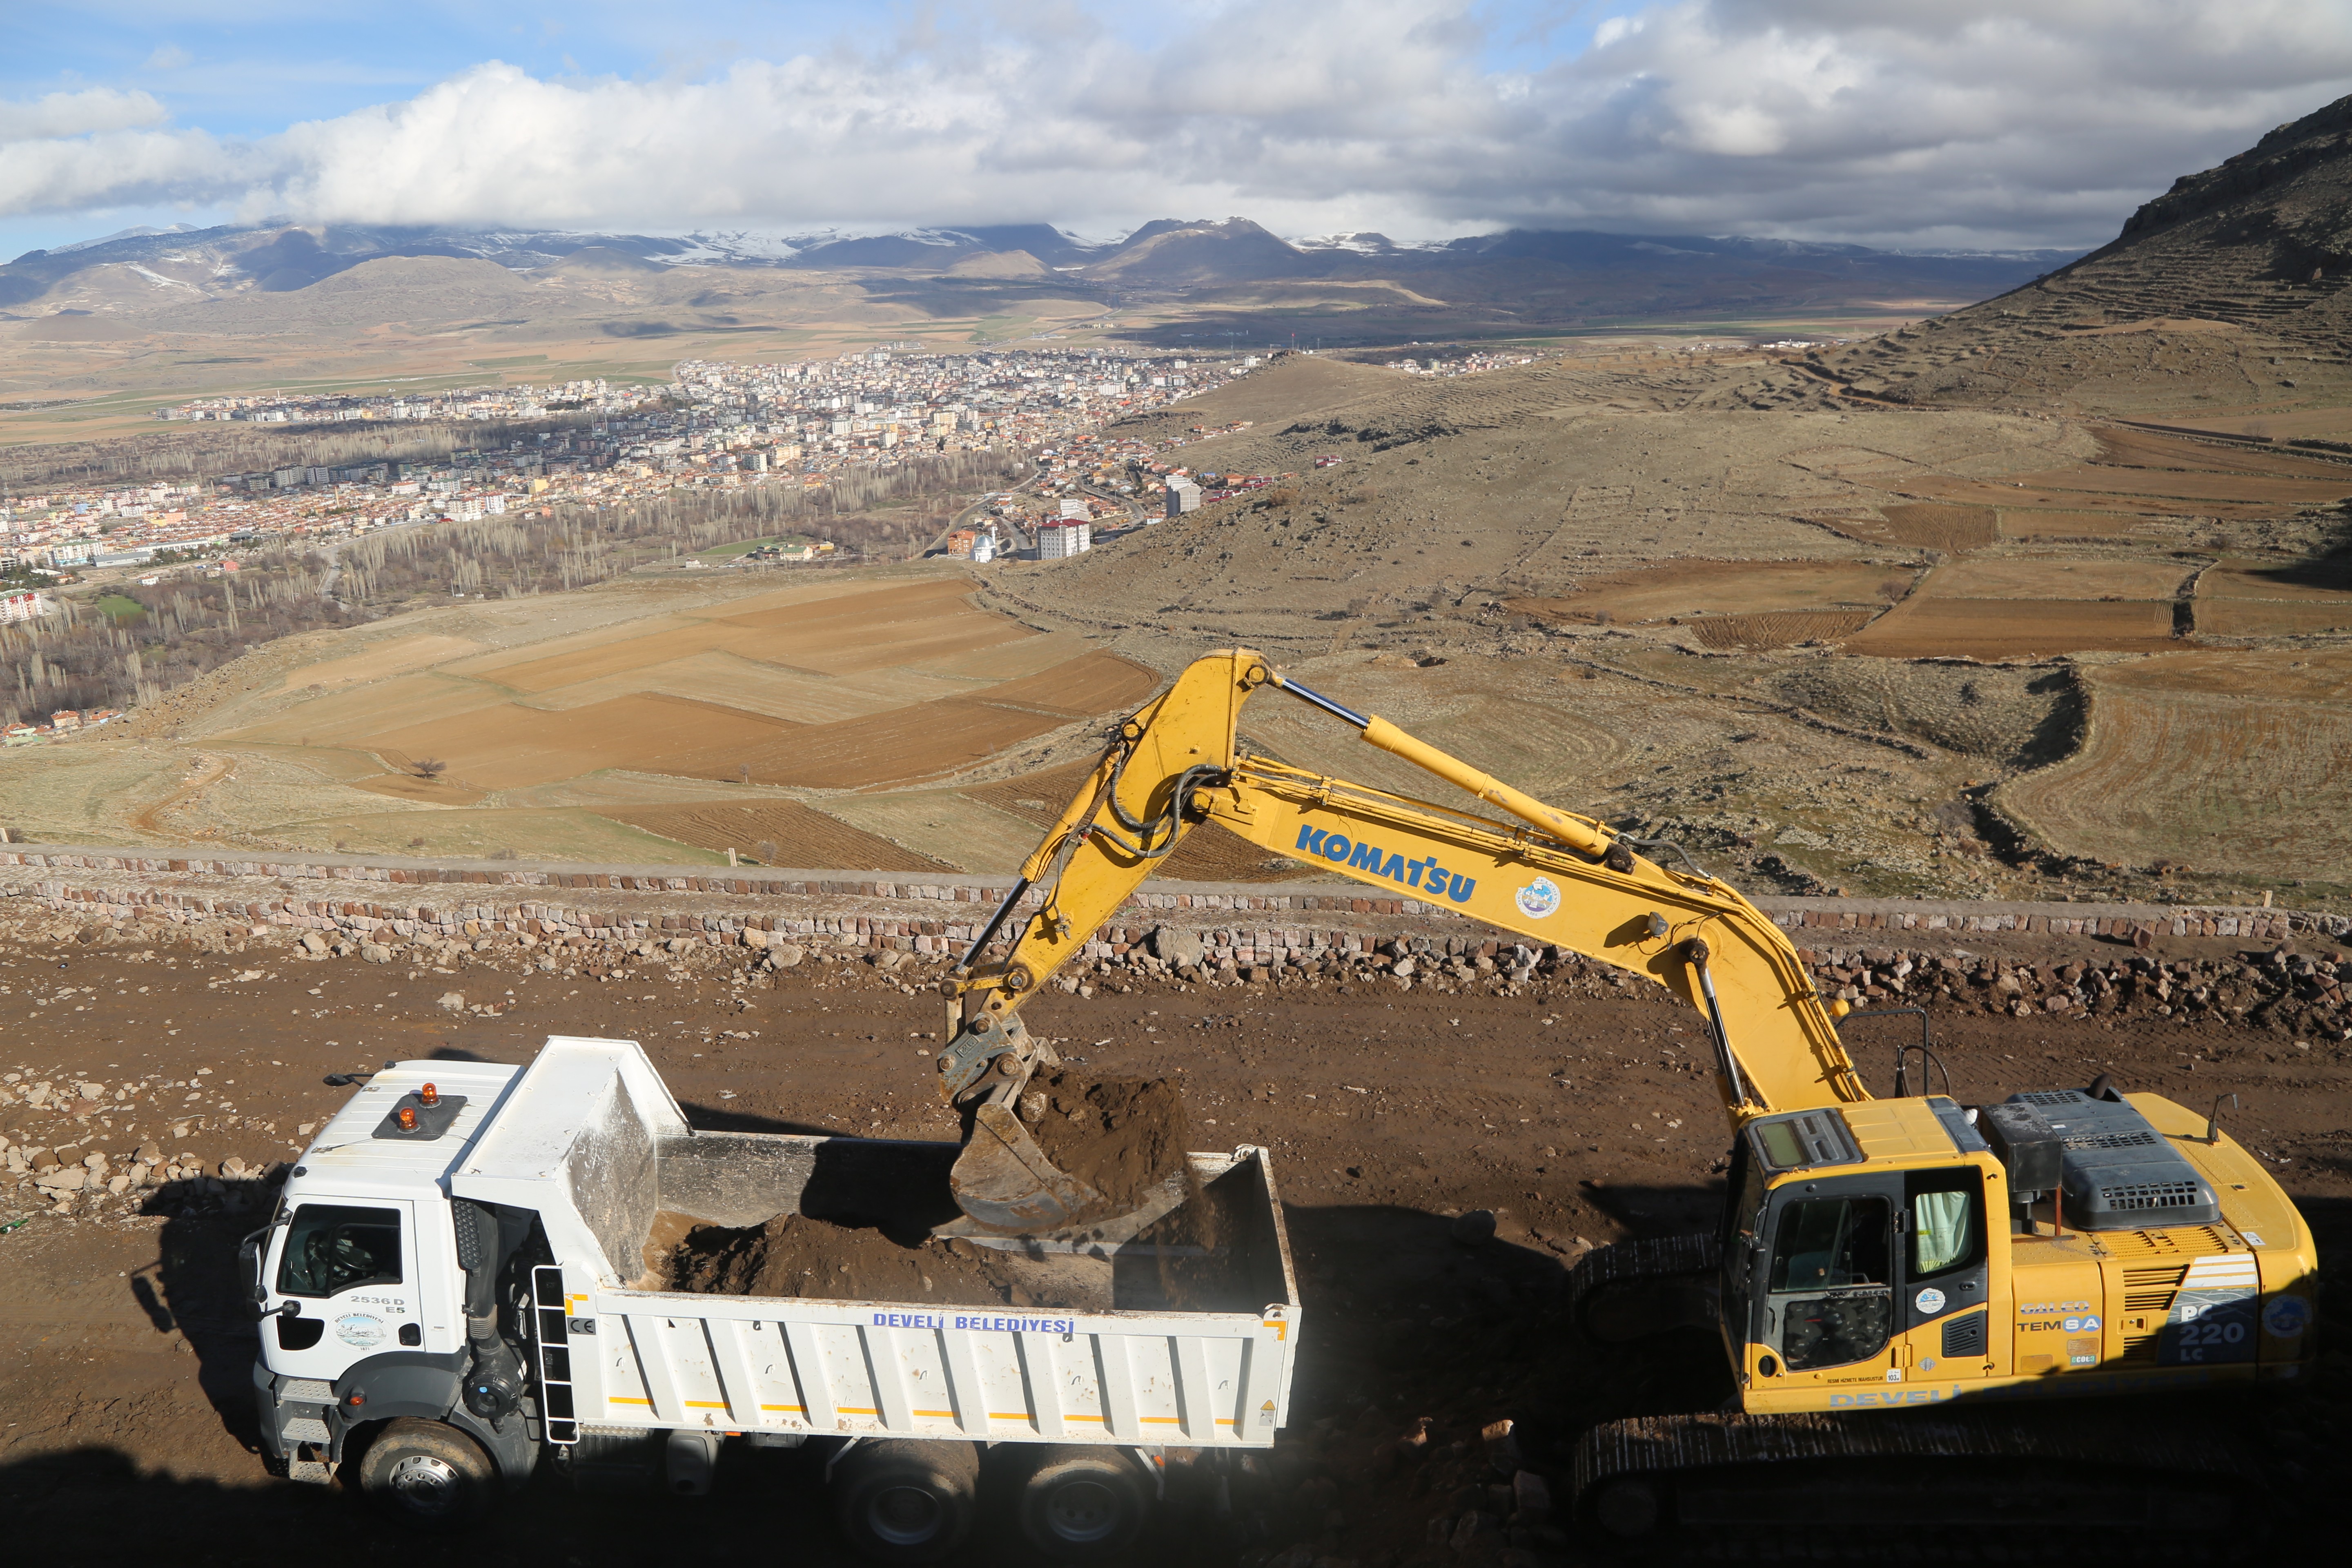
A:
[935,649,2318,1539]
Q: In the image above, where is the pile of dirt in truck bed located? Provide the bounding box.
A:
[656,1210,1099,1310]
[1022,1070,1190,1210]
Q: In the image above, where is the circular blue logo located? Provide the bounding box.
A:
[2262,1294,2310,1339]
[1515,878,1561,919]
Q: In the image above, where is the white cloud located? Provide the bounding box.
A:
[6,1,2352,248]
[0,87,170,141]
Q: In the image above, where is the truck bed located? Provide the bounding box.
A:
[452,1038,1302,1449]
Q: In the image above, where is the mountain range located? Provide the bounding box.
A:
[0,215,2074,314]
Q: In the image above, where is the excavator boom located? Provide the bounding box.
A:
[938,648,1865,1234]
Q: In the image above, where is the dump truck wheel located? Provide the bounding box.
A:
[831,1439,980,1563]
[1016,1446,1154,1562]
[355,1418,496,1529]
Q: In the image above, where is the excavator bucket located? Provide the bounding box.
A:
[944,1102,1194,1241]
[951,1100,1113,1233]
[937,1027,1195,1241]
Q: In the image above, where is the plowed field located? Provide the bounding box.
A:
[1819,503,1996,552]
[1999,508,2149,537]
[1925,557,2190,600]
[1844,597,2177,658]
[1505,560,1898,627]
[592,800,953,871]
[686,650,1158,789]
[370,693,791,790]
[2196,599,2352,636]
[1690,610,1874,648]
[1998,650,2352,877]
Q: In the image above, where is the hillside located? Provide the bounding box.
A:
[1796,94,2352,424]
[973,327,2352,910]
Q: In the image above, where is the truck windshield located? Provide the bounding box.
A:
[277,1204,403,1298]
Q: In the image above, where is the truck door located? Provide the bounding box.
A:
[1757,1177,1898,1382]
[263,1199,424,1380]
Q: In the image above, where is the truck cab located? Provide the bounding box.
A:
[249,1056,539,1499]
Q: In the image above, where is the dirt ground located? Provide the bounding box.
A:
[0,923,2346,1566]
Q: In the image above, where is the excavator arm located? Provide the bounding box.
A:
[937,648,1867,1235]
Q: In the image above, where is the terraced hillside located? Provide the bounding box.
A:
[1787,94,2352,424]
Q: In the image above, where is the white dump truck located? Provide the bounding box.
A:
[243,1037,1302,1561]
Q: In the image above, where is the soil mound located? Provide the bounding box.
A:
[659,1212,1084,1308]
[1024,1071,1190,1211]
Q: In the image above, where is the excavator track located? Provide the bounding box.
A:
[1572,1404,2269,1560]
[1564,1233,1724,1340]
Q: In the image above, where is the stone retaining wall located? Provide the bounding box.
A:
[0,845,2340,962]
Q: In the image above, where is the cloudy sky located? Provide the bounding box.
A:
[7,1,2352,260]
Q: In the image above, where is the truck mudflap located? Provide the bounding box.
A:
[1572,1407,2268,1549]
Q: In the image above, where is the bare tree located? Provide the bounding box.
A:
[415,757,448,780]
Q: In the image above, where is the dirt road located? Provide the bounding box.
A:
[0,930,2345,1565]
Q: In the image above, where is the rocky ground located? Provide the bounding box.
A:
[0,910,2347,1565]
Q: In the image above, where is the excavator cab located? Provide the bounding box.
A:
[1722,1104,1998,1398]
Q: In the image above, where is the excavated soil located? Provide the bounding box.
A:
[1022,1070,1191,1212]
[657,1211,1090,1309]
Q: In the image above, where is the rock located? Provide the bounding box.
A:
[1450,1510,1496,1550]
[1451,1209,1498,1246]
[78,1080,106,1100]
[126,1163,151,1186]
[29,1149,58,1172]
[361,943,392,964]
[136,1141,164,1164]
[437,991,467,1012]
[33,1166,86,1192]
[82,1152,108,1172]
[1511,1470,1552,1523]
[221,1156,249,1178]
[1150,925,1205,968]
[769,942,806,968]
[107,1174,130,1195]
[1392,955,1417,980]
[742,928,770,949]
[300,932,328,954]
[1482,1419,1521,1475]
